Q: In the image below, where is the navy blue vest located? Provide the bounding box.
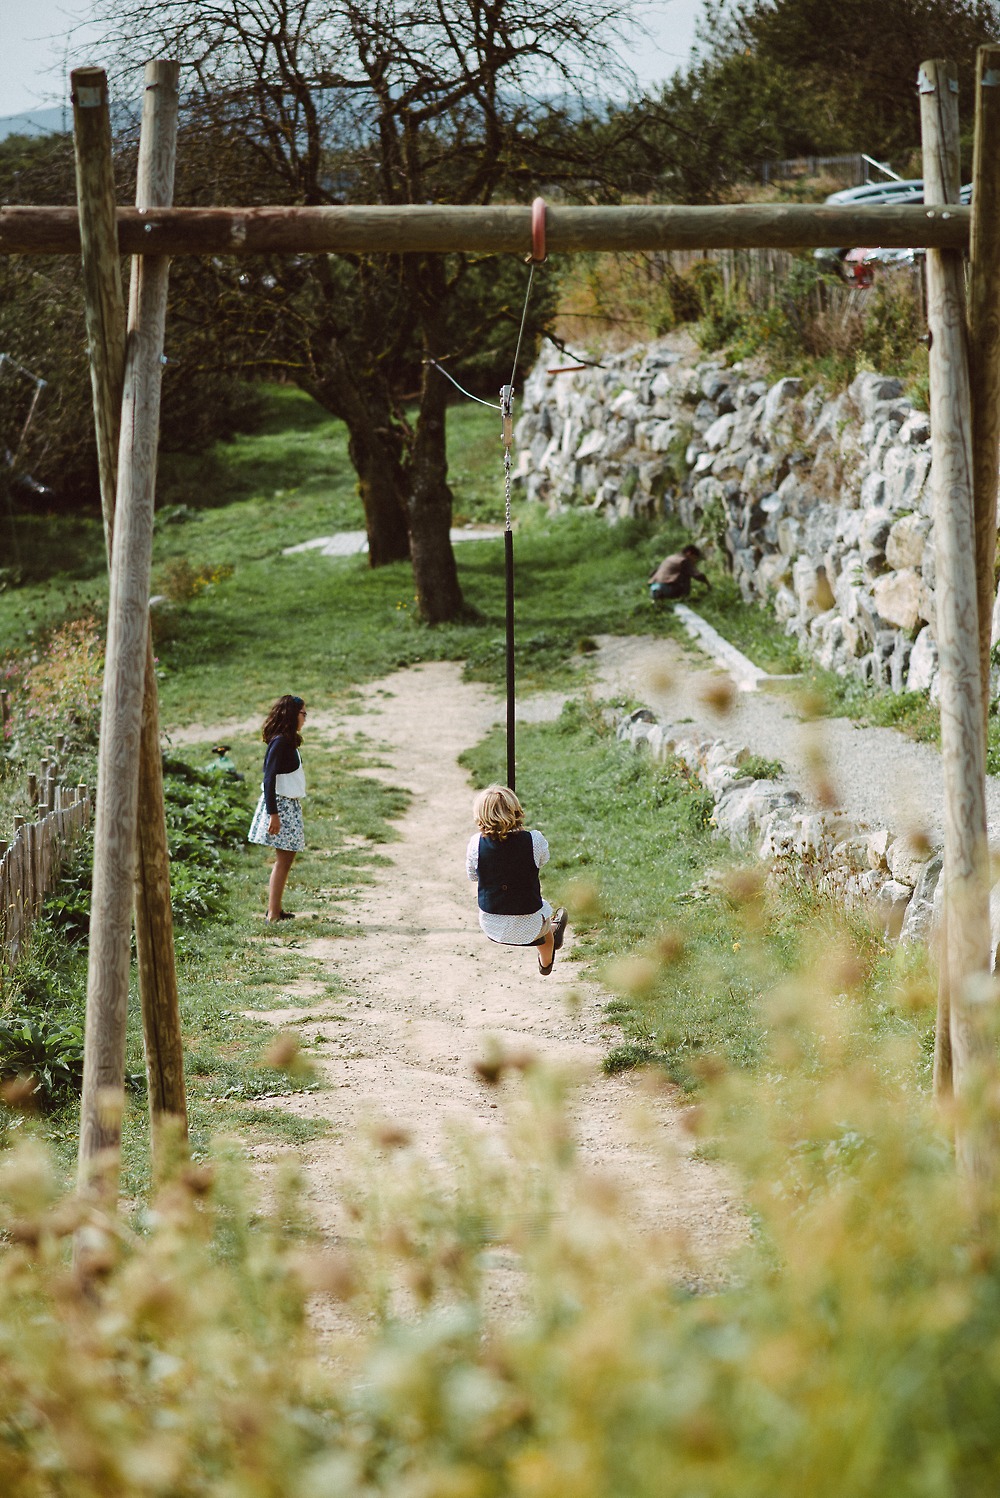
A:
[477,832,542,915]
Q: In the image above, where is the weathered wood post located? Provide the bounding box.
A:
[70,66,125,556]
[72,66,188,1160]
[921,58,997,1175]
[78,60,181,1196]
[969,45,1000,744]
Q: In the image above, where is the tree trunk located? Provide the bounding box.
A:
[302,352,410,567]
[407,366,464,623]
[345,420,411,567]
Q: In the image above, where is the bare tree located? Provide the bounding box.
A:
[91,0,634,620]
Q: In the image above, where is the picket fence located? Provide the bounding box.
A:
[0,745,92,976]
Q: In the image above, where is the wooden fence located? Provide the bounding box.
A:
[0,749,92,976]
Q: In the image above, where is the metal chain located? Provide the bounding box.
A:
[504,445,512,532]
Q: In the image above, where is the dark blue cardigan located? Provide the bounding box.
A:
[262,735,301,814]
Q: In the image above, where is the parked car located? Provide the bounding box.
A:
[815,179,972,285]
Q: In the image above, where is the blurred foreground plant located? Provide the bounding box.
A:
[0,977,999,1493]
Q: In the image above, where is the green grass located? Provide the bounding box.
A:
[4,730,408,1191]
[683,568,805,676]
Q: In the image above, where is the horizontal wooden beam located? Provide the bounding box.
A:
[0,202,972,257]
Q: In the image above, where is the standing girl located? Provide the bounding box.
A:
[248,694,308,922]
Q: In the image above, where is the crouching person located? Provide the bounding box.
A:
[648,543,711,603]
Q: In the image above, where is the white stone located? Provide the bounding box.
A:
[756,553,792,593]
[713,782,802,845]
[906,626,938,692]
[889,831,937,887]
[883,446,931,512]
[850,371,904,421]
[648,421,678,453]
[575,430,605,460]
[885,513,931,570]
[875,879,913,939]
[774,585,798,622]
[867,828,892,870]
[776,517,802,556]
[703,412,737,450]
[860,472,886,508]
[899,411,930,445]
[872,568,923,632]
[762,376,804,430]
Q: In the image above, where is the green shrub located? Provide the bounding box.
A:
[0,1014,84,1102]
[159,557,235,603]
[740,753,783,779]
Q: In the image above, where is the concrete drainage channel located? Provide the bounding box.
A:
[672,603,800,694]
[282,526,503,557]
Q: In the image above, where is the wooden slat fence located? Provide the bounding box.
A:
[0,760,92,976]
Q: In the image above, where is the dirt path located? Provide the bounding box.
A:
[234,662,744,1287]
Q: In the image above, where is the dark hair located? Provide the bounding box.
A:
[683,544,703,559]
[261,695,304,746]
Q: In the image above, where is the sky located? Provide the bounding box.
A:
[0,0,706,118]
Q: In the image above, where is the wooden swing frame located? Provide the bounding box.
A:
[3,49,1000,1197]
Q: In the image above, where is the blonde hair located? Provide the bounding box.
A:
[473,784,525,840]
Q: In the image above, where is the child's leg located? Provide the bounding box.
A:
[267,849,296,920]
[536,909,567,975]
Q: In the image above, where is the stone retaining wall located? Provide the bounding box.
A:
[616,707,942,946]
[514,341,1000,702]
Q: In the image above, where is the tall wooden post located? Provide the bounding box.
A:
[969,44,1000,743]
[71,66,188,1159]
[921,59,996,1176]
[70,67,124,561]
[78,61,182,1195]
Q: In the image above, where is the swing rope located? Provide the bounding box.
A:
[501,198,546,791]
[426,198,546,793]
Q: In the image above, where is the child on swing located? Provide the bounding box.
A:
[466,784,568,975]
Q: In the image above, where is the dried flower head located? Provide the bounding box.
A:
[699,674,736,715]
[263,1033,301,1071]
[372,1122,412,1150]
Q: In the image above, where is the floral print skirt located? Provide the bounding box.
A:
[248,793,305,852]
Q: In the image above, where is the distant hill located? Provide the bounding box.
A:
[0,107,69,142]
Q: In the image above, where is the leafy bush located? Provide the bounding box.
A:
[0,1014,84,1102]
[159,558,235,603]
[0,758,249,1107]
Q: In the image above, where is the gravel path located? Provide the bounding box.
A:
[591,633,1000,844]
